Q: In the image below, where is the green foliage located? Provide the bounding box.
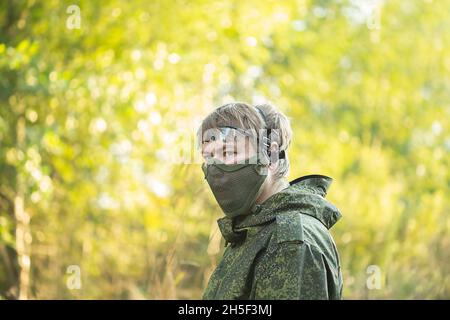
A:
[0,0,449,299]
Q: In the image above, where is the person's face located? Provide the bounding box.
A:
[201,128,258,165]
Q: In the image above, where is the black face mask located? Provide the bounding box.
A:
[202,155,267,218]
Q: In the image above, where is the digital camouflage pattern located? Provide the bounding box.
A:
[203,174,343,300]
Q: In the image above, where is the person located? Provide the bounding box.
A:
[199,102,343,300]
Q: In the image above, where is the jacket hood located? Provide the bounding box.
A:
[217,174,342,244]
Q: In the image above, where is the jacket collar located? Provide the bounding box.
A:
[289,174,333,197]
[217,174,341,246]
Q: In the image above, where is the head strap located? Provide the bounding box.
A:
[254,106,285,161]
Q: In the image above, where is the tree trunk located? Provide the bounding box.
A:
[14,115,32,300]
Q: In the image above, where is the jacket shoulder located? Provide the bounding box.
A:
[273,210,335,253]
[274,211,304,244]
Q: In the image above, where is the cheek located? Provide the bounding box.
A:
[202,141,224,159]
[224,153,246,164]
[247,144,257,157]
[202,142,214,155]
[234,140,257,158]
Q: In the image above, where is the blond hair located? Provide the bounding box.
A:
[198,102,292,179]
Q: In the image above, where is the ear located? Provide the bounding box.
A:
[268,141,280,171]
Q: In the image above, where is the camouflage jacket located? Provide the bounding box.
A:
[202,174,343,300]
